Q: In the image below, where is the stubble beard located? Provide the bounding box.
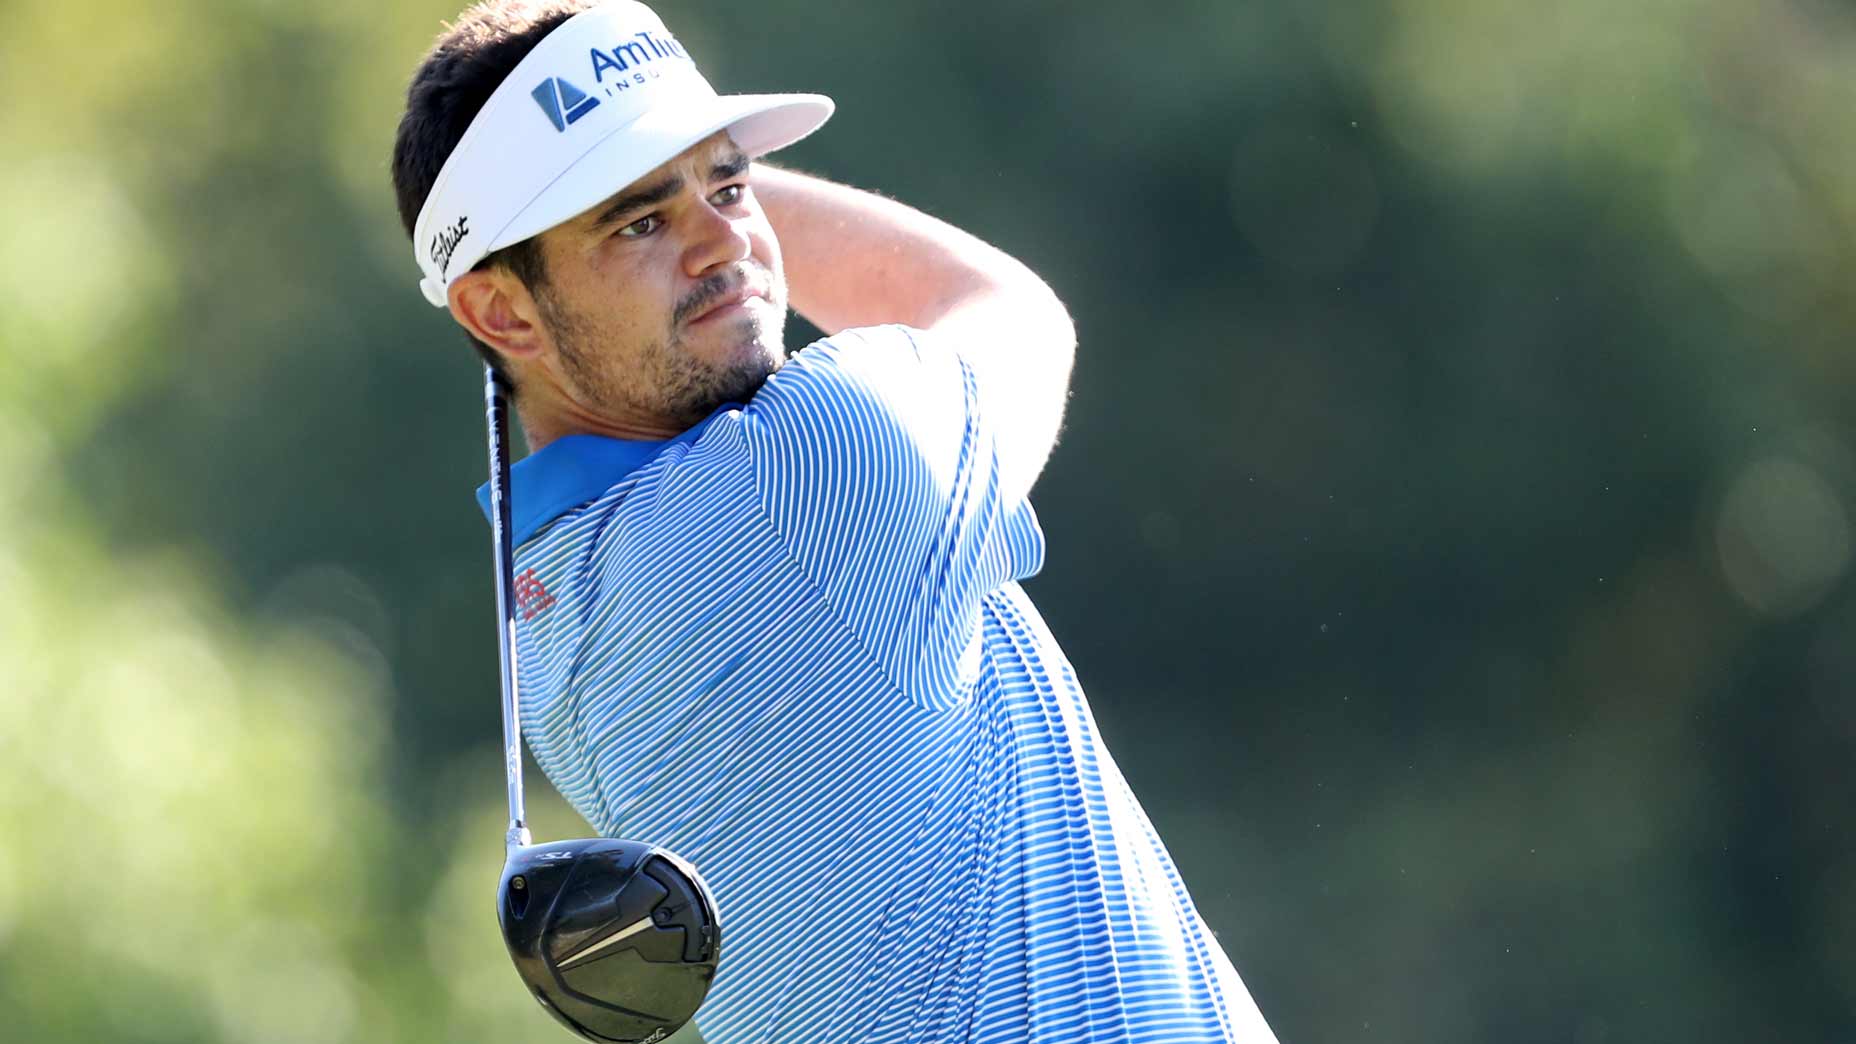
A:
[544,271,791,429]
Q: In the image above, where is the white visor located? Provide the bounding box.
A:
[411,1,833,307]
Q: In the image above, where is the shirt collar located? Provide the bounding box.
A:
[474,411,726,545]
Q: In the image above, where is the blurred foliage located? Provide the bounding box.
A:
[3,0,1853,1040]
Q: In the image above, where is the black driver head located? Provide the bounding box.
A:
[499,838,722,1043]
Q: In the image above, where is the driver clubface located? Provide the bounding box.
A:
[499,837,722,1043]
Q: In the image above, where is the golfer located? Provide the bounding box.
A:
[394,2,1278,1041]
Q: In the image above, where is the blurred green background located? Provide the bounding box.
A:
[3,0,1853,1040]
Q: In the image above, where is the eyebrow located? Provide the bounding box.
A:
[587,148,755,231]
[710,149,750,182]
[590,174,686,230]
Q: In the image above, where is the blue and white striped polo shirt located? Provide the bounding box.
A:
[478,325,1277,1043]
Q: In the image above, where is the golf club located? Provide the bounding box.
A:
[485,365,722,1043]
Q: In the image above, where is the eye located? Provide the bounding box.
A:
[709,183,746,207]
[616,214,661,239]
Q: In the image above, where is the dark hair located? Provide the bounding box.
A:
[390,0,599,383]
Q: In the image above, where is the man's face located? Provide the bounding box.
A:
[526,131,787,428]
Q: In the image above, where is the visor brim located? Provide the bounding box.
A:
[485,92,834,256]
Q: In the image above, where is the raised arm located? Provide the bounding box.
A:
[753,164,1076,502]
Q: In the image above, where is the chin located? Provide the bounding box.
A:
[711,309,787,366]
[668,348,778,420]
[663,306,788,415]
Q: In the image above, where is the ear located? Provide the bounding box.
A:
[448,267,548,362]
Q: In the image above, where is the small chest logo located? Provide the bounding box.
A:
[515,569,557,620]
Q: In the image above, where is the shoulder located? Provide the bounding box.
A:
[744,324,972,467]
[759,323,963,396]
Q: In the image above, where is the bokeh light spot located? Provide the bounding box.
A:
[1666,134,1835,319]
[1715,455,1852,615]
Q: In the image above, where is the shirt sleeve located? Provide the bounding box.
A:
[740,324,1046,712]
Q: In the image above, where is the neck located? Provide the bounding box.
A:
[516,392,689,453]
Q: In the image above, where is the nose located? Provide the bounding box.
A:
[682,201,752,279]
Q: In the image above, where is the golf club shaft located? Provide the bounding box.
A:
[486,365,532,853]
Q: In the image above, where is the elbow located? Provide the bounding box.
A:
[1034,280,1077,375]
[1004,269,1075,366]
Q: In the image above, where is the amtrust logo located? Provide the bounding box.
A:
[531,77,600,132]
[589,30,688,83]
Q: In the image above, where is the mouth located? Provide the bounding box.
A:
[686,286,766,326]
